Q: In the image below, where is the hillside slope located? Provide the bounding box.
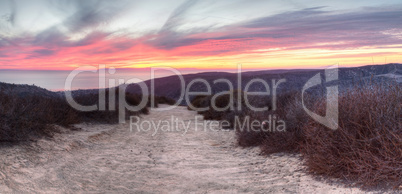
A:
[126,63,401,104]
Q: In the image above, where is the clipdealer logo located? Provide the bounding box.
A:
[64,64,339,130]
[302,64,339,130]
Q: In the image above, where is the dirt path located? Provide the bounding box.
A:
[0,106,365,193]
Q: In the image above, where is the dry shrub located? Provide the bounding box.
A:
[260,93,309,154]
[146,95,176,108]
[143,95,159,108]
[235,111,268,147]
[302,84,401,188]
[0,86,150,142]
[126,93,150,115]
[235,91,310,152]
[0,91,79,142]
[187,95,210,110]
[126,95,175,109]
[235,83,401,189]
[196,90,245,121]
[73,90,149,123]
[73,92,119,123]
[154,96,176,105]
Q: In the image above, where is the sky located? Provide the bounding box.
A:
[0,0,402,89]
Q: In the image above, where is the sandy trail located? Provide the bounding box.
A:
[0,105,365,193]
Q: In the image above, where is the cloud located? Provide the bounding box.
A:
[148,0,201,50]
[31,27,112,48]
[0,0,17,27]
[49,0,133,33]
[146,5,402,55]
[6,0,16,26]
[25,49,56,59]
[1,3,402,69]
[159,0,199,33]
[33,49,55,56]
[243,6,328,28]
[32,27,68,47]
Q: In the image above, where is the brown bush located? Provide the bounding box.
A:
[235,111,269,147]
[235,83,401,189]
[260,93,309,154]
[187,95,209,110]
[126,93,150,115]
[235,92,309,152]
[302,84,401,188]
[154,96,176,105]
[0,86,150,142]
[73,90,149,123]
[0,91,79,142]
[197,90,245,121]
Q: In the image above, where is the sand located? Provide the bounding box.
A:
[0,105,369,193]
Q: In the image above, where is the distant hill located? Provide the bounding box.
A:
[3,63,399,105]
[0,82,61,99]
[125,63,401,104]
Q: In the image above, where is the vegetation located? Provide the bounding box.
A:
[0,84,175,142]
[151,95,176,107]
[188,83,401,188]
[0,90,79,142]
[71,90,149,123]
[302,84,401,188]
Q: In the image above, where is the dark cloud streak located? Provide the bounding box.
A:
[149,0,200,50]
[48,0,133,33]
[148,6,402,53]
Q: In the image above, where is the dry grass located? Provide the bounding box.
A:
[236,91,310,153]
[188,90,248,121]
[72,90,149,123]
[259,92,309,154]
[302,84,401,188]
[0,83,177,142]
[187,95,209,110]
[0,87,158,142]
[192,83,401,189]
[0,91,79,142]
[153,96,176,105]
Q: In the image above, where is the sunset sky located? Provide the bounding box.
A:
[0,0,402,89]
